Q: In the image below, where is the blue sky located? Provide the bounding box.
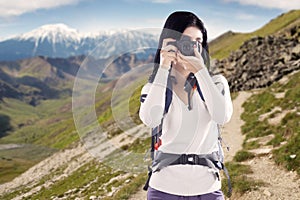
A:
[0,0,299,41]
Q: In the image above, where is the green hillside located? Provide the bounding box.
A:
[209,9,300,59]
[0,66,149,185]
[0,97,80,184]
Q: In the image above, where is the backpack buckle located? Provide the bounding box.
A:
[179,154,197,165]
[187,155,195,164]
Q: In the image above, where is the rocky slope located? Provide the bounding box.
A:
[213,24,300,92]
[0,124,148,200]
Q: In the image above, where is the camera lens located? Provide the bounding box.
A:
[183,42,191,51]
[180,41,193,56]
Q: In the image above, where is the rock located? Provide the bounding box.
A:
[263,189,272,197]
[291,44,300,54]
[249,148,272,155]
[65,189,73,195]
[125,179,131,183]
[89,195,97,200]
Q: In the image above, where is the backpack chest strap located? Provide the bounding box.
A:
[170,153,221,169]
[152,151,221,173]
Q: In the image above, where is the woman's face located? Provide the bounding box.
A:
[182,26,203,43]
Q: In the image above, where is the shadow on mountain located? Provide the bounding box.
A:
[0,114,13,138]
[46,56,82,77]
[17,76,62,99]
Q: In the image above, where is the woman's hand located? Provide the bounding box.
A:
[160,38,177,69]
[176,44,206,74]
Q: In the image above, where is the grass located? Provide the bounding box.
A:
[0,142,149,200]
[241,71,300,176]
[0,98,42,129]
[0,159,123,200]
[273,112,300,174]
[128,84,144,125]
[254,10,300,36]
[0,97,71,133]
[0,107,78,149]
[233,150,255,162]
[221,162,265,197]
[243,140,261,150]
[96,76,146,138]
[121,136,151,153]
[241,90,278,139]
[210,32,253,60]
[103,172,148,200]
[230,92,239,101]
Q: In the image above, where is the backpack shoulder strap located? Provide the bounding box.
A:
[196,81,205,102]
[165,74,205,113]
[164,74,173,113]
[144,71,172,191]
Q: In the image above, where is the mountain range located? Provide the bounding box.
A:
[0,24,159,104]
[0,10,299,106]
[0,23,158,61]
[0,53,153,106]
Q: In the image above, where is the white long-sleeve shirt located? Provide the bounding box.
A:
[139,67,233,196]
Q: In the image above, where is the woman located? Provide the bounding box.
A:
[139,11,233,200]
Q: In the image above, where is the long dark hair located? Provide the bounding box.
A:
[148,11,209,83]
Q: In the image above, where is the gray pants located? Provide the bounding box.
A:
[147,187,224,200]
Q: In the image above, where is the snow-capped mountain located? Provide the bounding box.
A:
[18,24,82,43]
[0,24,159,61]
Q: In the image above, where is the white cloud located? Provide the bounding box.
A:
[125,0,174,3]
[0,0,81,17]
[204,21,229,41]
[146,18,165,25]
[236,12,256,20]
[150,0,173,3]
[224,0,300,10]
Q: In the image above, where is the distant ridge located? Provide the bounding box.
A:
[209,9,300,59]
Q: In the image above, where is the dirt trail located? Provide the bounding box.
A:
[221,91,251,162]
[241,156,300,200]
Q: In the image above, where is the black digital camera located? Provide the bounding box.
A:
[168,35,200,56]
